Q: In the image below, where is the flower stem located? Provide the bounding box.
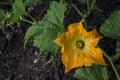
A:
[83,18,87,30]
[101,48,120,80]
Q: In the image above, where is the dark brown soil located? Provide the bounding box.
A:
[0,0,120,80]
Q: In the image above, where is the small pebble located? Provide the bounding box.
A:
[33,59,38,64]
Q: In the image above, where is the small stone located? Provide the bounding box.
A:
[33,59,38,64]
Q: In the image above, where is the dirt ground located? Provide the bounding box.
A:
[0,0,120,80]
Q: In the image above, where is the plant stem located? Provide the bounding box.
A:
[71,4,85,17]
[112,40,120,61]
[101,48,120,80]
[0,1,13,5]
[0,2,9,5]
[26,13,36,22]
[87,0,90,10]
[83,18,87,30]
[89,0,96,10]
[20,16,35,25]
[86,0,96,16]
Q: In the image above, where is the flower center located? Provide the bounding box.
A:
[77,40,84,49]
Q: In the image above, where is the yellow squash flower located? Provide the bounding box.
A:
[54,20,106,73]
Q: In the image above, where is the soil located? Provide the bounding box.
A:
[0,0,120,80]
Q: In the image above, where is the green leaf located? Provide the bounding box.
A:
[79,0,87,4]
[100,10,120,39]
[25,1,66,53]
[25,0,41,6]
[0,9,9,28]
[113,40,120,61]
[10,0,26,22]
[74,64,108,80]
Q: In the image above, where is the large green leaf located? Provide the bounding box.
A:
[25,1,66,53]
[100,10,120,39]
[74,64,108,80]
[10,0,26,22]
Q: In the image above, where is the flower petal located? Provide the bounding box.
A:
[90,29,102,39]
[88,48,107,65]
[62,48,85,73]
[89,38,99,48]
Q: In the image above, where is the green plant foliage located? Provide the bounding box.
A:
[25,1,66,53]
[113,40,120,61]
[100,10,120,39]
[74,64,108,80]
[79,0,87,4]
[25,0,41,6]
[0,9,7,28]
[10,0,26,23]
